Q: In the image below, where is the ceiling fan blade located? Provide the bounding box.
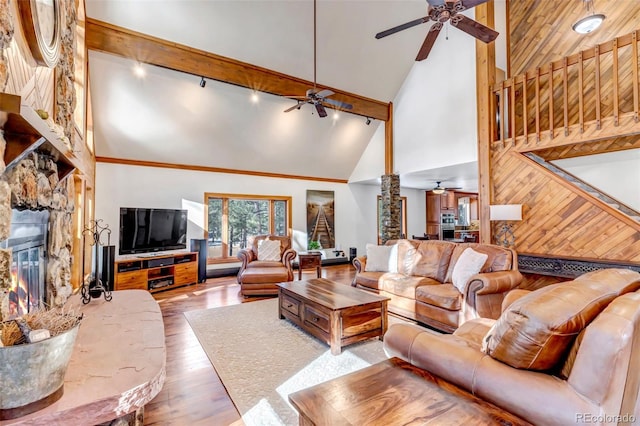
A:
[323,97,353,110]
[375,16,430,39]
[451,15,498,43]
[415,24,442,61]
[315,89,334,98]
[426,0,446,6]
[315,103,328,118]
[284,102,302,113]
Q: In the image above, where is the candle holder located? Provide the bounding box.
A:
[81,219,113,304]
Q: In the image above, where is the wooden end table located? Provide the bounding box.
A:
[297,252,322,280]
[289,357,532,426]
[277,278,389,355]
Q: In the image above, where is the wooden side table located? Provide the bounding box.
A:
[297,252,322,280]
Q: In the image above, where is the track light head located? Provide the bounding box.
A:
[200,77,206,88]
[365,117,372,125]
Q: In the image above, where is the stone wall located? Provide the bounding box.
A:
[380,174,401,243]
[0,0,77,321]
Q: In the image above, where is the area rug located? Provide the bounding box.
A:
[184,298,390,426]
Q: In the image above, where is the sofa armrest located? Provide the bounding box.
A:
[237,248,256,270]
[353,256,367,273]
[464,270,524,321]
[282,249,297,269]
[351,256,367,286]
[501,289,531,312]
[467,270,524,296]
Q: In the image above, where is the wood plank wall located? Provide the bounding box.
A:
[487,1,640,263]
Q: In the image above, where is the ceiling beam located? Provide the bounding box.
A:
[86,18,389,121]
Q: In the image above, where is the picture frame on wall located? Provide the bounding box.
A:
[306,190,335,249]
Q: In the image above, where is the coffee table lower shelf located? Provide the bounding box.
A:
[289,357,532,426]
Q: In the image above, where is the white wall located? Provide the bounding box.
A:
[95,163,425,260]
[552,149,640,212]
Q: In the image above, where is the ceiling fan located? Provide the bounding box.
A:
[284,0,352,118]
[431,181,462,194]
[375,0,499,61]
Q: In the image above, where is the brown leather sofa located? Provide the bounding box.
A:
[384,268,640,425]
[236,235,296,296]
[352,239,522,332]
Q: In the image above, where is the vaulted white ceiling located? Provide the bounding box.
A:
[86,0,481,184]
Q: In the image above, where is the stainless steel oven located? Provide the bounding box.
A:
[441,213,455,240]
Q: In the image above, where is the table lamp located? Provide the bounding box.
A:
[489,204,522,248]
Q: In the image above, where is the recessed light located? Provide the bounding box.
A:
[133,63,145,78]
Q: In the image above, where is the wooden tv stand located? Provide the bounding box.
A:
[114,252,198,293]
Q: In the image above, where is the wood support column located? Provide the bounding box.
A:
[475,2,496,244]
[384,102,394,174]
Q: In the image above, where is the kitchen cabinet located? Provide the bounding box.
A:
[441,191,456,210]
[426,192,441,224]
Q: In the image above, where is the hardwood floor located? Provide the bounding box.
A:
[143,264,356,425]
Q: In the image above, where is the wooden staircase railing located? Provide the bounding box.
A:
[491,30,640,148]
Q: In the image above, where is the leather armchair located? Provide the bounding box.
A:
[236,235,296,296]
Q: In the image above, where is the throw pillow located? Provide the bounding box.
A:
[364,243,396,272]
[451,248,488,293]
[257,239,281,261]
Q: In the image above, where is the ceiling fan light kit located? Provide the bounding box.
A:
[283,0,353,118]
[375,0,499,61]
[431,181,462,194]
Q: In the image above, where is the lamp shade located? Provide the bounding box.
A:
[490,204,522,221]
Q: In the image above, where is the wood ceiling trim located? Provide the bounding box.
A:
[95,156,349,184]
[86,18,389,121]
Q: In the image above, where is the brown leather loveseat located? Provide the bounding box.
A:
[352,239,522,332]
[384,268,640,425]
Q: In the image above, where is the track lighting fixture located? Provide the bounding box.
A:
[200,77,206,88]
[365,117,372,125]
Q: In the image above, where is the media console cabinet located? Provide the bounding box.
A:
[114,252,198,292]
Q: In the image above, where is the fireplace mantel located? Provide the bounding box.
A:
[0,290,166,425]
[0,93,79,182]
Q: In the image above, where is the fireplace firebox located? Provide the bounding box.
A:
[1,209,49,318]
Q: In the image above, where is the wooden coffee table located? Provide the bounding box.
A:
[289,357,532,426]
[277,278,389,355]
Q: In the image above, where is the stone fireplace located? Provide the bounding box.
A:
[1,209,49,317]
[0,147,75,322]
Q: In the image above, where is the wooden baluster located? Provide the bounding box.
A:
[563,57,568,136]
[511,78,516,142]
[523,74,528,143]
[613,38,619,126]
[595,44,601,130]
[632,31,638,122]
[578,51,584,133]
[535,67,540,143]
[500,80,506,147]
[548,62,554,139]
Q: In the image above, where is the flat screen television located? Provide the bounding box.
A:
[119,208,188,255]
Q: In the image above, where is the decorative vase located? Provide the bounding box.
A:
[0,323,80,419]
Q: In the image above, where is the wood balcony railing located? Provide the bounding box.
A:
[491,30,640,147]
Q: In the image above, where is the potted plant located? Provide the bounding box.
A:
[308,240,322,252]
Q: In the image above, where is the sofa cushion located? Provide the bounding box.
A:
[482,268,640,371]
[246,260,285,268]
[380,273,439,299]
[396,239,419,275]
[365,243,397,272]
[412,240,455,282]
[451,248,488,292]
[445,243,512,283]
[239,266,290,283]
[416,283,462,311]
